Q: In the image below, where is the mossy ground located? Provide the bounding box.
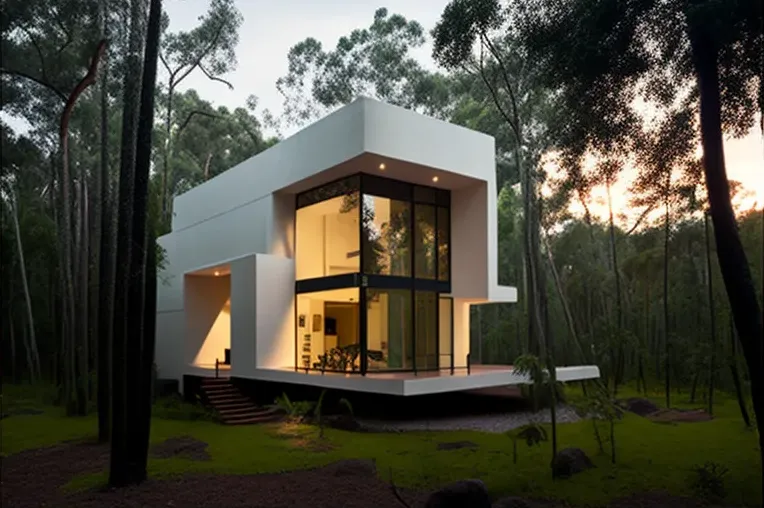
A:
[1,383,760,506]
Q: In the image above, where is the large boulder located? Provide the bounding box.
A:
[551,447,594,478]
[425,479,492,508]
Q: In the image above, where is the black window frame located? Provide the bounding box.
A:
[293,172,453,375]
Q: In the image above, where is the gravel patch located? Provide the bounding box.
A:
[357,404,581,433]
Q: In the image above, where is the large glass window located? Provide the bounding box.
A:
[296,177,360,280]
[362,195,411,276]
[296,288,360,372]
[295,174,452,374]
[415,291,438,370]
[414,204,436,279]
[365,288,413,370]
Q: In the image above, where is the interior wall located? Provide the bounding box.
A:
[193,299,231,365]
[452,298,472,368]
[184,274,231,367]
[231,255,257,377]
[295,196,360,280]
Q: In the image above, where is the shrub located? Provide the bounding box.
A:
[153,394,218,422]
[689,461,729,502]
[274,393,314,419]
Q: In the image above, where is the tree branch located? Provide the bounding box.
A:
[60,40,108,143]
[18,24,49,82]
[159,52,172,75]
[198,63,233,89]
[0,68,67,102]
[177,110,221,137]
[624,205,655,237]
[481,33,522,141]
[475,46,518,138]
[173,23,225,87]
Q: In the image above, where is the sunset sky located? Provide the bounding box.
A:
[163,0,762,226]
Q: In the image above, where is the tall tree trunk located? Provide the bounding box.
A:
[704,212,717,415]
[125,0,161,483]
[9,191,41,381]
[663,193,671,408]
[75,181,90,415]
[690,27,762,491]
[97,0,114,444]
[729,317,752,427]
[606,177,623,394]
[110,0,144,486]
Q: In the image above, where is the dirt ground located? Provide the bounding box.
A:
[0,442,725,508]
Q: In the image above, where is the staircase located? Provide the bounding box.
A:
[201,378,284,425]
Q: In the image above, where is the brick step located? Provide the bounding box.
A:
[201,378,232,386]
[214,401,254,411]
[206,394,251,405]
[203,386,238,396]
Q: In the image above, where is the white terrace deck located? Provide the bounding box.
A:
[187,364,601,396]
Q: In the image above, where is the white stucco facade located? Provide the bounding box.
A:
[155,97,599,395]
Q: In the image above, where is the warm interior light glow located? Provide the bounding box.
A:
[432,176,439,182]
[214,270,220,276]
[379,163,386,170]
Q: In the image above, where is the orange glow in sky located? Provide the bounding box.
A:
[563,130,763,228]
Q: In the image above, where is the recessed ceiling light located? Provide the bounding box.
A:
[214,271,220,276]
[379,163,386,170]
[432,176,439,182]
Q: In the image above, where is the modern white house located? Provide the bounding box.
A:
[155,97,600,397]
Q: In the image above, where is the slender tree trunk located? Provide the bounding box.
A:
[729,317,752,427]
[690,27,762,489]
[606,177,623,395]
[704,212,717,415]
[76,181,90,415]
[9,309,17,382]
[663,195,671,408]
[9,192,41,381]
[110,0,144,486]
[97,2,113,442]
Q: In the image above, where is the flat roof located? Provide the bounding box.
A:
[187,364,601,396]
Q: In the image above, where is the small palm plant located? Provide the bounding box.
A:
[506,423,548,464]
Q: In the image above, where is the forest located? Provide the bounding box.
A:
[1,0,762,500]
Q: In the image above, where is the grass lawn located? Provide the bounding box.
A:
[1,383,761,506]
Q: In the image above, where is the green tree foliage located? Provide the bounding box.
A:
[276,7,454,126]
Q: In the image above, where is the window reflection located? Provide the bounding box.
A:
[415,291,438,370]
[362,195,411,276]
[437,207,449,281]
[366,288,412,370]
[296,188,360,280]
[414,204,436,279]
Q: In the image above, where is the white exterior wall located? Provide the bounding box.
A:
[154,97,518,391]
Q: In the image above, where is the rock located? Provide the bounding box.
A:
[329,458,376,477]
[551,447,594,478]
[425,479,492,508]
[620,397,660,417]
[437,441,478,451]
[492,497,531,508]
